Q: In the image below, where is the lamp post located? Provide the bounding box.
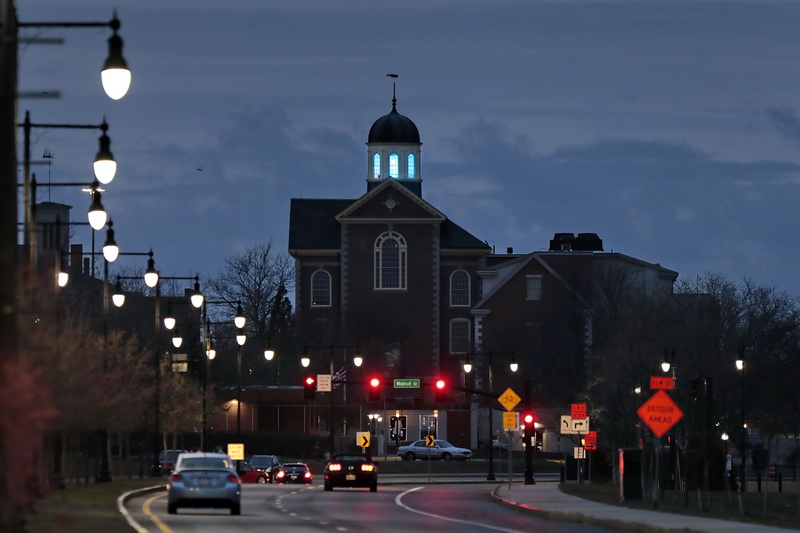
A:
[302,344,362,458]
[736,350,746,493]
[462,351,517,481]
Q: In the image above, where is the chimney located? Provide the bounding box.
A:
[507,247,513,254]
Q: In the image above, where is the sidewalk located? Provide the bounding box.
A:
[492,482,798,533]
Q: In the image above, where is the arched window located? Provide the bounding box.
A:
[374,231,407,289]
[372,153,381,179]
[450,270,470,307]
[311,270,331,307]
[449,319,470,354]
[389,153,399,178]
[407,154,415,179]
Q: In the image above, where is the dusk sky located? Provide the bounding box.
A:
[16,1,800,299]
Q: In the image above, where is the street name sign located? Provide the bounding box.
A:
[637,390,684,437]
[650,376,675,390]
[394,378,420,388]
[317,374,332,392]
[498,388,522,411]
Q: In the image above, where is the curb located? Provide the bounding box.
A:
[489,486,687,533]
[117,484,165,533]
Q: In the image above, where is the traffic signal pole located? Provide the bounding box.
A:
[523,378,535,485]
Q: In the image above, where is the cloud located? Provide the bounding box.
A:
[766,107,800,145]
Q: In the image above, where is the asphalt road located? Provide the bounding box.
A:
[126,482,616,533]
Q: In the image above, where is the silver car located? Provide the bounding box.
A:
[167,452,241,515]
[397,439,472,461]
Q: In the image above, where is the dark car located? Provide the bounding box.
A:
[324,454,378,492]
[239,454,280,484]
[273,462,313,484]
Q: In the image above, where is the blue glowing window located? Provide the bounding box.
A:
[407,154,415,179]
[389,153,399,178]
[373,154,380,178]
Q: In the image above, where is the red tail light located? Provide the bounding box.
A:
[304,471,312,479]
[170,473,182,483]
[276,471,285,479]
[361,464,375,472]
[328,464,342,471]
[227,474,240,483]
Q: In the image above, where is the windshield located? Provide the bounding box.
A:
[249,457,276,468]
[180,457,232,470]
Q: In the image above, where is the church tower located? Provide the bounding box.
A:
[366,87,422,196]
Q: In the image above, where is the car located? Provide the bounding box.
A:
[166,452,241,515]
[158,449,188,474]
[239,454,280,484]
[273,462,313,484]
[324,453,378,492]
[398,439,472,461]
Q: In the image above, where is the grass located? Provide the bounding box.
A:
[26,478,162,533]
[560,481,800,531]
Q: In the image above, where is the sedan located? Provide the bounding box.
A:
[398,439,472,461]
[324,454,378,492]
[167,452,241,515]
[239,455,280,484]
[273,462,313,484]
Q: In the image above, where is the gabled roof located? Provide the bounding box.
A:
[288,180,491,253]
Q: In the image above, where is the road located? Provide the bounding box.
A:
[127,482,616,533]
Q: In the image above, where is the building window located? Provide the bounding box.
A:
[373,153,380,179]
[374,231,407,289]
[389,153,399,178]
[450,319,470,354]
[450,270,470,307]
[526,275,542,300]
[311,270,331,307]
[407,154,415,179]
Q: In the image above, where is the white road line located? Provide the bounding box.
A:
[395,487,523,533]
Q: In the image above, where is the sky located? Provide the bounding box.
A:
[15,0,800,299]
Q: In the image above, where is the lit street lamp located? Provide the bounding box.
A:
[736,349,746,493]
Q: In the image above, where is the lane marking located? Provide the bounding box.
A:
[395,487,522,533]
[143,493,173,533]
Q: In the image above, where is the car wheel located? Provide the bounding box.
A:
[230,503,241,516]
[324,480,333,491]
[370,481,377,492]
[441,452,452,461]
[257,476,267,484]
[405,452,416,461]
[167,503,177,515]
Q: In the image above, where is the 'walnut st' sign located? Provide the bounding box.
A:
[637,390,684,438]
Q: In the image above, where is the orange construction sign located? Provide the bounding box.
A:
[637,390,684,438]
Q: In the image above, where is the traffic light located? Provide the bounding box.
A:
[368,377,381,401]
[522,411,535,446]
[304,376,316,399]
[434,378,448,403]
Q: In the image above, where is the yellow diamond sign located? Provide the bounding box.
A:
[498,388,522,411]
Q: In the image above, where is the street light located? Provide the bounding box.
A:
[462,350,517,481]
[302,344,363,458]
[736,348,746,493]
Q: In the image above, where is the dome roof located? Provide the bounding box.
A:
[368,99,420,144]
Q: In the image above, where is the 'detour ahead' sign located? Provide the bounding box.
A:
[637,390,684,438]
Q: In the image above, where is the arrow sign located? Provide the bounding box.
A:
[425,435,435,447]
[356,431,370,448]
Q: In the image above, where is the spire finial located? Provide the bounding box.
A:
[387,73,398,109]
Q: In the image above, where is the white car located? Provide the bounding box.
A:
[167,452,241,515]
[397,439,472,461]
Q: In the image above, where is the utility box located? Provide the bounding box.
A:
[619,449,643,500]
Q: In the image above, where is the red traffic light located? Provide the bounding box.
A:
[305,376,316,386]
[369,377,380,388]
[435,379,446,390]
[523,413,534,425]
